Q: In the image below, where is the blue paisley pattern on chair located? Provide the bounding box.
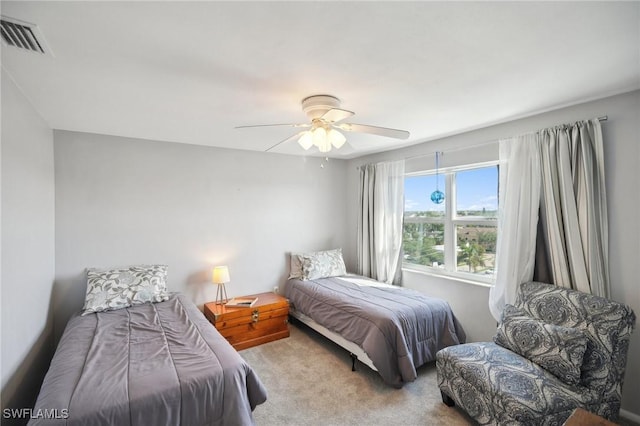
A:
[494,304,588,385]
[436,281,636,425]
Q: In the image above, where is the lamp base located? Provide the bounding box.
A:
[215,283,229,305]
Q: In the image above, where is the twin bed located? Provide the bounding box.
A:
[286,274,466,388]
[30,294,267,426]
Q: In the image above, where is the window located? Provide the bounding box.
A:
[403,164,498,283]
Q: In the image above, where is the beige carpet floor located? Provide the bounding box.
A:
[240,320,475,426]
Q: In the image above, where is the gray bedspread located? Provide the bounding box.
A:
[29,294,267,426]
[286,275,465,388]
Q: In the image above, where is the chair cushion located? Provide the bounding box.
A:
[437,342,599,425]
[494,304,588,385]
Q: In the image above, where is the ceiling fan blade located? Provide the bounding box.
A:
[235,123,310,129]
[321,108,354,124]
[265,131,305,152]
[336,123,410,140]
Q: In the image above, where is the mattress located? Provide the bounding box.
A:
[29,294,267,426]
[285,275,466,388]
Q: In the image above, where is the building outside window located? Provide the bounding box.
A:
[403,163,498,284]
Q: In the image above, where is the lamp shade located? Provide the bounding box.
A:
[212,265,230,284]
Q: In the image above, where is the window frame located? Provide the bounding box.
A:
[402,161,499,285]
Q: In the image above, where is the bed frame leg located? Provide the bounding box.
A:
[441,391,455,407]
[350,353,357,371]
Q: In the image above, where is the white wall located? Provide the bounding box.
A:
[53,131,349,339]
[1,71,56,414]
[346,90,640,418]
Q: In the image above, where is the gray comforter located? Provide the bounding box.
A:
[286,275,465,388]
[29,294,267,426]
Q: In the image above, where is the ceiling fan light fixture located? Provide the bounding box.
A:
[298,131,313,150]
[237,94,409,153]
[312,127,327,147]
[328,129,346,149]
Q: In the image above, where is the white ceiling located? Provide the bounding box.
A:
[2,1,639,159]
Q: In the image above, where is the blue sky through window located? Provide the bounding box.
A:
[405,166,498,212]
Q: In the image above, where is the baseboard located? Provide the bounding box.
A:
[620,409,640,424]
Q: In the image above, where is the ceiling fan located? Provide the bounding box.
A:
[236,95,410,153]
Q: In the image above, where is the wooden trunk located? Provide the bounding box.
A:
[204,292,289,350]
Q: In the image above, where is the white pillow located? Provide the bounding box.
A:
[299,248,346,280]
[82,264,170,315]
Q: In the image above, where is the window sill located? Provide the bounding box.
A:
[402,265,494,288]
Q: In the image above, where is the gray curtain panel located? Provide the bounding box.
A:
[356,160,405,284]
[537,119,609,297]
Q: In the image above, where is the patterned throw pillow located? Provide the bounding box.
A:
[299,248,346,280]
[82,264,170,315]
[494,304,588,386]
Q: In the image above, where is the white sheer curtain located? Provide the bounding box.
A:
[538,119,609,297]
[489,134,541,320]
[356,160,405,284]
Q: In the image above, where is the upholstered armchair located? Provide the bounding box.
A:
[436,281,636,425]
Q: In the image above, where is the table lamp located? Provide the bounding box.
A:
[212,265,230,305]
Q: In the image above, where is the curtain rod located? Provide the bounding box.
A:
[398,115,608,163]
[357,116,609,168]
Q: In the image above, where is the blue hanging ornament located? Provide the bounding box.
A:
[430,151,445,205]
[430,189,445,204]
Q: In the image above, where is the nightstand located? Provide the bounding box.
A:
[203,292,289,350]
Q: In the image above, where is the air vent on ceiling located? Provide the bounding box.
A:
[1,16,50,55]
